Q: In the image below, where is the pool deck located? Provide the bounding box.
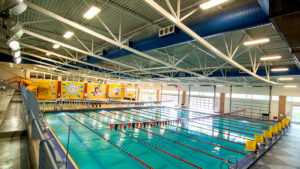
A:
[250,124,300,169]
[0,92,31,169]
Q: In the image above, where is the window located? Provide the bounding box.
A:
[252,95,269,100]
[140,93,155,102]
[292,97,300,102]
[162,90,178,94]
[162,94,178,107]
[127,88,136,92]
[141,89,154,93]
[189,96,214,113]
[232,93,246,99]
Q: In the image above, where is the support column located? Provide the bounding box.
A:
[83,83,88,99]
[25,70,30,79]
[278,96,287,121]
[156,89,161,102]
[182,91,186,107]
[106,84,109,99]
[213,85,216,112]
[229,85,232,112]
[188,85,191,108]
[268,86,272,115]
[57,81,62,98]
[220,93,225,114]
[136,87,140,101]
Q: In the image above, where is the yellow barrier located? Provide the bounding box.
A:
[281,120,286,128]
[245,141,257,151]
[276,123,282,131]
[254,135,265,144]
[287,119,291,125]
[263,130,273,138]
[270,126,278,135]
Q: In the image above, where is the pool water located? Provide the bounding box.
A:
[43,107,272,169]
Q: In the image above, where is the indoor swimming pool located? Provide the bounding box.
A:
[43,107,274,169]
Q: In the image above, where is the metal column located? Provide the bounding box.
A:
[229,85,232,112]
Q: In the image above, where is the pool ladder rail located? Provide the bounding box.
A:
[220,156,238,169]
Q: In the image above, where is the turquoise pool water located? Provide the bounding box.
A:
[43,107,273,169]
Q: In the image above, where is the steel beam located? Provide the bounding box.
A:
[25,1,236,84]
[144,0,279,85]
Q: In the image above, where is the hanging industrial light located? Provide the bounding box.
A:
[7,39,20,51]
[12,50,21,58]
[1,0,27,16]
[15,57,22,64]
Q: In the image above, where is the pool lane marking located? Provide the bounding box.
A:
[79,112,203,169]
[140,109,264,132]
[105,110,247,145]
[119,110,252,142]
[95,111,246,157]
[215,117,273,127]
[129,110,256,136]
[147,108,272,128]
[143,109,269,130]
[63,113,153,169]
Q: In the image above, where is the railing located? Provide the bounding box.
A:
[220,156,238,169]
[21,85,58,169]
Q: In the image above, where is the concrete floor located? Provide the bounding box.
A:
[251,124,300,169]
[0,96,31,169]
[0,136,31,169]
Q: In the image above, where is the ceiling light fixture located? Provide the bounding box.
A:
[8,40,20,51]
[83,6,101,19]
[12,50,21,58]
[260,55,281,61]
[2,0,27,15]
[15,57,21,64]
[284,85,297,88]
[271,68,289,72]
[200,0,229,10]
[243,38,270,46]
[278,77,293,81]
[53,44,60,49]
[63,31,74,39]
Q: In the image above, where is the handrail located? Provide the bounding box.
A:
[21,85,58,169]
[219,156,238,169]
[220,160,230,169]
[228,156,238,169]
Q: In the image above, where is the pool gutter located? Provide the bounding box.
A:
[42,119,80,169]
[43,105,164,113]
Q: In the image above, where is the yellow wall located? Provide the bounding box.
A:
[87,83,106,100]
[108,84,124,99]
[27,79,58,99]
[61,81,84,99]
[23,79,125,100]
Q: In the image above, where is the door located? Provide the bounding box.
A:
[292,106,300,124]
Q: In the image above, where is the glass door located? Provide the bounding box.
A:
[292,106,300,124]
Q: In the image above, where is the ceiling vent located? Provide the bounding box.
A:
[159,25,175,37]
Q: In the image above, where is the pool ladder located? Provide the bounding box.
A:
[220,156,238,169]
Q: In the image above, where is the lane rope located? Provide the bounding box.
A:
[78,112,203,169]
[120,110,252,142]
[97,111,246,157]
[64,112,153,169]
